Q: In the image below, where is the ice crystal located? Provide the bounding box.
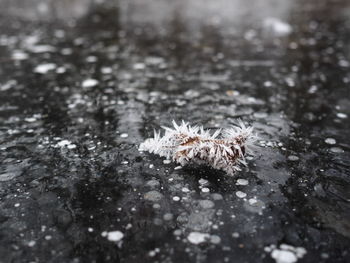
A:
[139,120,256,176]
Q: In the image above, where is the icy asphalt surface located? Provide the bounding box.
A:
[0,0,349,262]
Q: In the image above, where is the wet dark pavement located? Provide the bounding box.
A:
[0,0,350,262]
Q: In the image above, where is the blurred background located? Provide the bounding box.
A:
[0,0,349,263]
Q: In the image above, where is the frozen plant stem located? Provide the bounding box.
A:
[139,120,256,176]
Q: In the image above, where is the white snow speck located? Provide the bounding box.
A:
[263,17,292,36]
[324,138,336,145]
[336,112,347,119]
[28,240,36,247]
[271,249,297,263]
[29,45,56,53]
[34,63,56,74]
[287,155,299,161]
[82,79,99,88]
[249,198,257,205]
[14,203,20,207]
[268,244,307,263]
[57,140,72,147]
[120,133,128,138]
[236,179,249,185]
[285,78,295,87]
[12,50,28,60]
[264,81,273,87]
[56,67,66,74]
[25,117,37,123]
[0,80,16,91]
[145,56,164,65]
[330,147,344,153]
[133,63,146,70]
[101,67,112,74]
[232,232,239,238]
[339,60,350,67]
[308,85,318,94]
[187,232,210,244]
[163,159,171,164]
[182,187,190,193]
[172,196,180,201]
[53,139,77,150]
[173,229,182,236]
[61,48,73,55]
[148,248,160,257]
[149,251,156,257]
[236,191,247,198]
[198,178,209,185]
[86,56,97,63]
[201,187,210,193]
[107,231,124,242]
[210,235,221,244]
[67,144,77,149]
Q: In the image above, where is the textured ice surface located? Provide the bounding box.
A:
[0,0,349,262]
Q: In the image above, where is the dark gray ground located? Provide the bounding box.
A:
[0,0,350,262]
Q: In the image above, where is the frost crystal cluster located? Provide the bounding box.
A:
[139,120,255,175]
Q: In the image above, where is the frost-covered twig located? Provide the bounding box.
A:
[139,120,256,176]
